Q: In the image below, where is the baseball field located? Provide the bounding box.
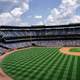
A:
[0,47,80,80]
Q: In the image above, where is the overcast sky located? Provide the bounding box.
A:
[0,0,80,26]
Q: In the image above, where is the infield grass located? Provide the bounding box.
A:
[69,47,80,52]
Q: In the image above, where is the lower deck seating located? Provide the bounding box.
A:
[0,47,5,55]
[2,42,31,49]
[1,39,80,55]
[32,40,80,47]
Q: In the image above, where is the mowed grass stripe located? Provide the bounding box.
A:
[76,57,80,80]
[27,49,59,69]
[40,51,63,80]
[4,48,57,69]
[0,47,60,79]
[33,51,62,79]
[1,48,80,80]
[61,56,73,80]
[2,48,57,69]
[2,48,56,78]
[2,48,58,77]
[57,55,70,80]
[26,49,61,80]
[18,48,61,80]
[42,53,65,80]
[71,56,78,80]
[23,48,58,68]
[22,48,58,71]
[2,48,54,70]
[51,55,69,80]
[3,48,51,62]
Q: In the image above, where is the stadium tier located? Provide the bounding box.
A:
[0,23,80,54]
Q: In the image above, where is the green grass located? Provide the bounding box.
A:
[0,47,80,80]
[69,48,80,52]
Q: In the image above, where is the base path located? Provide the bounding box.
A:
[0,52,12,80]
[60,47,80,56]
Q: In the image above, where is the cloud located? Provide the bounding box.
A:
[0,0,29,26]
[34,15,42,19]
[71,15,80,23]
[35,21,44,25]
[0,13,14,25]
[11,0,29,17]
[46,0,80,25]
[0,0,18,3]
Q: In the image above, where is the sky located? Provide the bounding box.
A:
[0,0,80,26]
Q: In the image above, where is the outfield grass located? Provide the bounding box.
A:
[0,47,80,80]
[69,48,80,52]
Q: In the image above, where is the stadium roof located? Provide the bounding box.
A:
[0,23,80,29]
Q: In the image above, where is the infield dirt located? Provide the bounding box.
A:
[60,47,80,56]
